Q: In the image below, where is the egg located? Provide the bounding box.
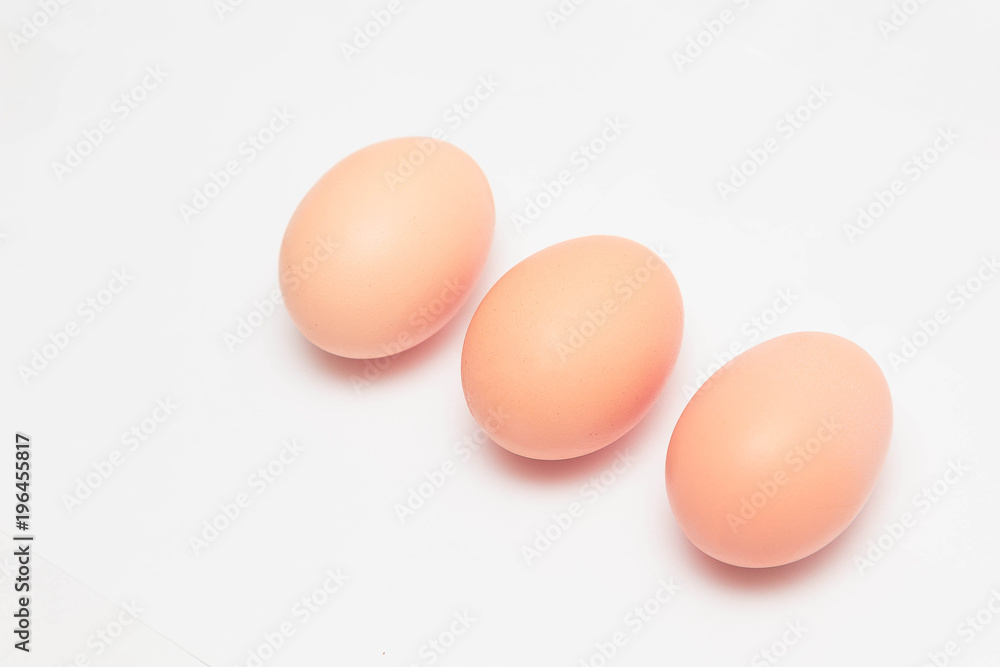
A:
[279,137,494,359]
[665,332,893,568]
[461,235,684,460]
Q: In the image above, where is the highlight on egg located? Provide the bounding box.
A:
[279,137,494,359]
[461,235,684,461]
[665,331,893,568]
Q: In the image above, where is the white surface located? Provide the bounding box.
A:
[3,0,1000,665]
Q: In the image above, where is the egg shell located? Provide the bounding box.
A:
[461,235,684,460]
[665,331,893,568]
[279,137,494,359]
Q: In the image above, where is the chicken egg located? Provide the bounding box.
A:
[461,235,684,460]
[665,331,893,568]
[279,137,494,359]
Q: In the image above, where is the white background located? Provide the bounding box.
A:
[3,0,1000,665]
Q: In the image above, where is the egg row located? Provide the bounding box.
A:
[278,137,893,569]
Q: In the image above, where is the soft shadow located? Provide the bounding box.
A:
[668,494,882,592]
[484,401,665,485]
[294,300,473,383]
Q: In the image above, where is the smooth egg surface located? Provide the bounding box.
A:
[461,235,684,460]
[279,137,494,359]
[665,331,893,568]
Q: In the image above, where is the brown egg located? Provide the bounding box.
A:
[461,235,684,460]
[279,137,494,359]
[665,332,893,568]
